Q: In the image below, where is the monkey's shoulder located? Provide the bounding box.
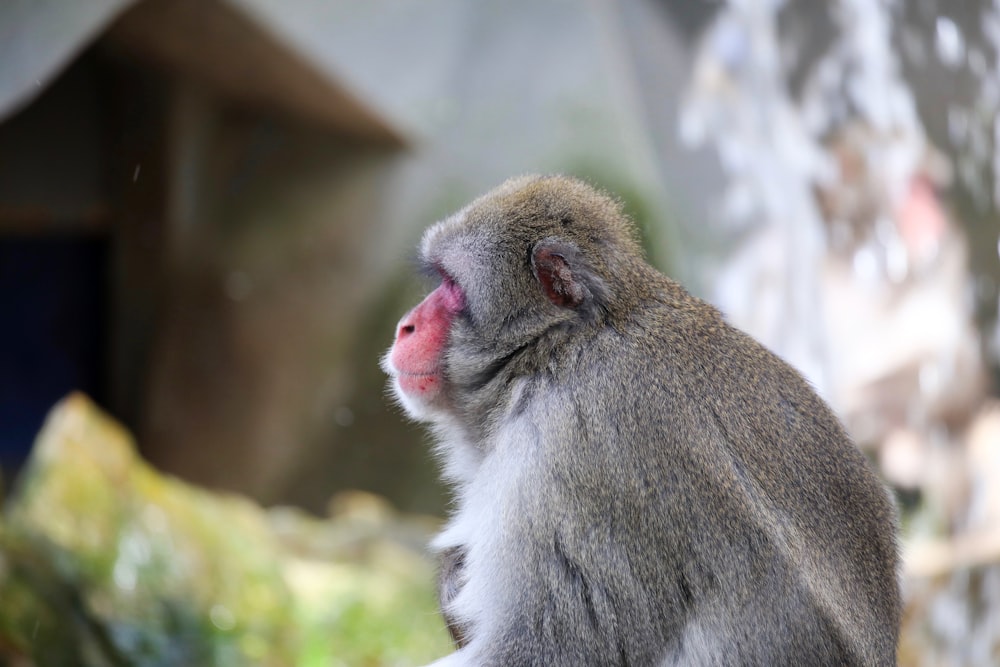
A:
[594,293,783,383]
[562,295,854,459]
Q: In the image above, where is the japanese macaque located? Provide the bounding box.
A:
[382,175,900,666]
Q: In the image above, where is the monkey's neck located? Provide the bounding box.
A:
[428,418,486,487]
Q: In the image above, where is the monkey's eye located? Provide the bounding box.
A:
[438,272,466,313]
[417,258,466,313]
[416,257,442,282]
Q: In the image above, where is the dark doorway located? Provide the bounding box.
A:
[0,237,108,471]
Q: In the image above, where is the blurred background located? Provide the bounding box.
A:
[1,0,1000,665]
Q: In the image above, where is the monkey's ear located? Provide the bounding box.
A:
[531,240,588,308]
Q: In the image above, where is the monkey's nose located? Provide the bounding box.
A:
[398,323,416,339]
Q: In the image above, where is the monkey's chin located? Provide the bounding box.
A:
[389,377,444,422]
[380,353,447,421]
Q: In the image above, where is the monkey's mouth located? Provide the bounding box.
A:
[396,370,438,381]
[396,370,441,396]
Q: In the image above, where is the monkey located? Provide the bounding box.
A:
[436,546,470,648]
[381,175,900,666]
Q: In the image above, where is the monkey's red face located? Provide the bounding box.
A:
[382,275,466,417]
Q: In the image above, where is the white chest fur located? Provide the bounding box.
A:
[430,415,542,649]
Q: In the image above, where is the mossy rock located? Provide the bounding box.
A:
[0,394,451,666]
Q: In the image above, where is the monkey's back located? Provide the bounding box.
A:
[537,284,900,666]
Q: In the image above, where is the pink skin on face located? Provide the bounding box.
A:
[389,277,465,401]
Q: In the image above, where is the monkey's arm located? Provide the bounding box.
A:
[437,546,469,648]
[423,410,695,667]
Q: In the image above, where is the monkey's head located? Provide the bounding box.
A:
[382,175,649,423]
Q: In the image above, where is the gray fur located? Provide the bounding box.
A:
[385,175,900,666]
